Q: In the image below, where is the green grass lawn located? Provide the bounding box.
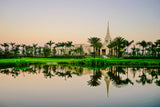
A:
[0,57,159,64]
[0,58,79,63]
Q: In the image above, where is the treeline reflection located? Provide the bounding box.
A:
[0,64,160,87]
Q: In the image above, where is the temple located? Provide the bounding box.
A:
[55,22,112,56]
[100,21,112,55]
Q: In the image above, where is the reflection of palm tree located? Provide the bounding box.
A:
[88,69,102,87]
[136,72,152,85]
[0,69,10,75]
[10,70,19,78]
[124,67,134,85]
[155,80,160,86]
[65,71,72,78]
[56,70,72,80]
[147,68,158,80]
[108,67,133,87]
[76,66,83,76]
[43,65,54,78]
[52,65,57,72]
[131,67,137,78]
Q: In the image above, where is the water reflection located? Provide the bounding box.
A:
[0,65,160,95]
[0,64,160,107]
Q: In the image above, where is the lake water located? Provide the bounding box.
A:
[0,64,160,107]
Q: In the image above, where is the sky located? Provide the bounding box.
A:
[0,0,160,46]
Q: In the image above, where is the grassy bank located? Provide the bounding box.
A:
[0,58,77,63]
[70,58,160,67]
[0,57,160,67]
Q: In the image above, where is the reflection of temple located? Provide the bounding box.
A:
[63,66,111,97]
[101,69,110,97]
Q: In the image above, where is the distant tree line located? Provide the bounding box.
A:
[0,41,84,58]
[106,37,160,58]
[88,36,160,58]
[0,37,160,58]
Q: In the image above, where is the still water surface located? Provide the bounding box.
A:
[0,64,160,107]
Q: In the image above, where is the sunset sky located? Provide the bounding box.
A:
[0,0,160,46]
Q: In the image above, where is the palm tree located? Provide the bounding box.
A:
[146,41,152,56]
[131,45,136,56]
[55,43,60,55]
[21,44,26,56]
[135,48,140,56]
[43,45,51,57]
[13,45,20,57]
[52,46,56,56]
[88,37,101,58]
[33,43,38,56]
[125,40,134,55]
[96,42,103,56]
[151,43,157,56]
[155,39,160,57]
[1,43,9,54]
[9,42,15,56]
[146,47,152,56]
[136,40,147,55]
[107,44,112,56]
[113,37,126,58]
[38,46,42,56]
[65,41,74,55]
[46,40,54,55]
[10,42,15,51]
[25,45,33,57]
[60,42,65,54]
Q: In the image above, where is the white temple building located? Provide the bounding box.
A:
[55,22,112,55]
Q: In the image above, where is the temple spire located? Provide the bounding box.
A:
[104,21,111,43]
[107,21,110,36]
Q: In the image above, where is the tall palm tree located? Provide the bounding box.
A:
[136,40,147,55]
[1,43,9,55]
[131,45,136,56]
[113,37,126,58]
[21,44,26,56]
[38,46,42,56]
[25,45,33,57]
[151,43,156,56]
[146,41,152,56]
[88,37,101,58]
[10,42,15,50]
[55,43,60,55]
[65,41,74,55]
[46,40,54,55]
[9,42,15,55]
[107,43,112,56]
[60,42,65,54]
[43,45,51,57]
[33,43,38,56]
[155,39,160,57]
[13,45,20,57]
[125,40,134,55]
[135,48,140,56]
[96,42,102,56]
